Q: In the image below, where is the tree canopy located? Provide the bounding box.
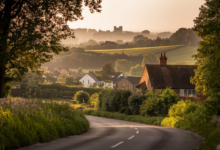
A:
[191,0,220,96]
[101,63,115,79]
[115,59,132,74]
[0,0,102,97]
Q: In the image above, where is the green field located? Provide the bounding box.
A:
[86,45,198,65]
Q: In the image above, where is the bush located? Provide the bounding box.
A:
[98,89,132,113]
[74,91,90,104]
[204,95,220,116]
[0,98,89,149]
[89,93,99,108]
[128,91,146,115]
[140,88,179,116]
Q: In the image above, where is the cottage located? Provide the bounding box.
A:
[136,52,205,99]
[118,76,141,92]
[79,71,124,88]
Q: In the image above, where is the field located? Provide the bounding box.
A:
[86,45,198,65]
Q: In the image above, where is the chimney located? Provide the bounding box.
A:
[159,52,167,67]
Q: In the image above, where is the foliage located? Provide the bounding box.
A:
[98,89,132,113]
[84,110,164,126]
[100,63,115,79]
[12,81,102,99]
[89,93,99,108]
[0,97,89,149]
[161,98,220,150]
[204,95,220,116]
[44,73,57,83]
[65,77,75,86]
[170,28,200,46]
[128,91,146,115]
[142,54,158,66]
[191,0,220,96]
[20,72,44,98]
[140,88,179,116]
[74,91,90,104]
[0,0,102,98]
[129,64,144,77]
[115,59,132,74]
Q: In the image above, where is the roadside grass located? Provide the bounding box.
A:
[0,97,89,150]
[83,109,163,126]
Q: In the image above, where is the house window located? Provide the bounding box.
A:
[123,84,126,87]
[180,89,197,97]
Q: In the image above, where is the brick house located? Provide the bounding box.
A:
[136,52,206,100]
[118,76,141,93]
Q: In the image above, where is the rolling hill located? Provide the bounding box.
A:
[86,45,198,65]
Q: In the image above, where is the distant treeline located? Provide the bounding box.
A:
[84,28,200,50]
[44,47,143,70]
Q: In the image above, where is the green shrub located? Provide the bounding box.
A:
[140,88,179,116]
[89,93,99,108]
[168,100,200,120]
[204,95,220,116]
[74,91,90,104]
[98,89,132,113]
[128,91,146,115]
[161,117,178,128]
[0,98,89,149]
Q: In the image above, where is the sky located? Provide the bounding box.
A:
[68,0,205,33]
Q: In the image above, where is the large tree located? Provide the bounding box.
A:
[101,63,115,79]
[191,0,220,96]
[115,59,132,74]
[0,0,102,98]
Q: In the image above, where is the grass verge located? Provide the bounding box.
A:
[0,97,89,150]
[83,109,163,126]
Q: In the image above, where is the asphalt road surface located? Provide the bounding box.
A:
[18,115,202,150]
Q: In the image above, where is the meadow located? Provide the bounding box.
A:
[86,45,198,65]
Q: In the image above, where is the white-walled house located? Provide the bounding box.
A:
[79,72,101,87]
[79,71,124,88]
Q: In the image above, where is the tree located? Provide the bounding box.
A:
[0,0,102,98]
[142,54,158,66]
[129,65,144,77]
[20,72,44,98]
[44,73,57,83]
[142,30,150,35]
[101,63,115,79]
[115,59,132,74]
[191,0,220,96]
[74,90,90,104]
[65,77,74,85]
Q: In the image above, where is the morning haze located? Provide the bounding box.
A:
[1,0,219,150]
[68,0,205,32]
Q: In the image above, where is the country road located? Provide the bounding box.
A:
[19,115,202,150]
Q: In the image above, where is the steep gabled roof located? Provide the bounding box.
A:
[125,76,141,85]
[87,72,101,82]
[145,65,197,89]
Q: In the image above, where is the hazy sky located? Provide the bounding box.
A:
[68,0,205,33]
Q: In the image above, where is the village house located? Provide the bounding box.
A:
[117,76,141,93]
[79,71,124,88]
[136,52,206,100]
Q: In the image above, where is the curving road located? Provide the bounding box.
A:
[19,115,202,150]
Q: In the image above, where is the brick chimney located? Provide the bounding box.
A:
[159,52,167,67]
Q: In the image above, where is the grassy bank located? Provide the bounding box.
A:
[84,110,163,126]
[0,97,89,150]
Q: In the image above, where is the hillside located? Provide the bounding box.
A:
[86,45,198,65]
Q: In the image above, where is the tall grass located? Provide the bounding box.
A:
[84,110,163,126]
[0,97,89,150]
